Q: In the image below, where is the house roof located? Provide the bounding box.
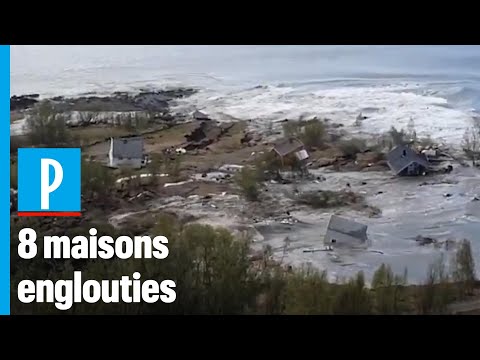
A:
[112,136,144,159]
[272,137,305,157]
[387,145,429,174]
[193,110,210,120]
[324,215,368,244]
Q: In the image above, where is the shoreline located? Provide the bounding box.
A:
[9,88,480,284]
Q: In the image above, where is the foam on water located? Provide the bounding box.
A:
[172,83,476,145]
[11,46,480,146]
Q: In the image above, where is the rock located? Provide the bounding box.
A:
[362,165,388,172]
[361,181,367,185]
[416,235,437,246]
[10,188,17,212]
[241,131,262,145]
[376,191,384,195]
[316,158,338,168]
[241,132,253,144]
[444,239,456,251]
[11,94,39,111]
[18,88,196,127]
[444,193,453,198]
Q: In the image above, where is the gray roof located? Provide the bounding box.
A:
[324,215,368,246]
[193,110,210,120]
[387,145,429,174]
[112,136,144,159]
[273,137,305,157]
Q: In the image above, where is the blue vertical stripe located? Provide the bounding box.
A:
[0,45,10,315]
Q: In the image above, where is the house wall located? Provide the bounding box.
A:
[324,229,367,248]
[108,138,146,169]
[400,162,425,176]
[109,157,144,169]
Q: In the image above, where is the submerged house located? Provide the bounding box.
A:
[387,144,430,176]
[272,137,309,166]
[108,136,147,169]
[324,215,368,248]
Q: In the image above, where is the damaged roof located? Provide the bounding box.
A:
[272,137,305,157]
[387,144,430,174]
[112,136,144,159]
[324,215,368,246]
[193,110,210,120]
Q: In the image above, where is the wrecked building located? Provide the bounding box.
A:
[324,215,368,248]
[272,137,309,167]
[387,144,430,176]
[193,110,211,121]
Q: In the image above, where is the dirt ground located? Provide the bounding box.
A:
[83,120,271,175]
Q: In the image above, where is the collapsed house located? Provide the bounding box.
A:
[272,137,310,166]
[193,110,211,121]
[387,144,430,176]
[324,215,368,249]
[183,121,230,150]
[108,136,147,169]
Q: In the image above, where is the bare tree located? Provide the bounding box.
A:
[462,117,480,166]
[452,239,476,297]
[407,117,417,142]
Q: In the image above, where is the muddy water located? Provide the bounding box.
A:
[109,166,480,284]
[253,167,480,284]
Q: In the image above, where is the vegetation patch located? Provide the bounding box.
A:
[296,190,364,208]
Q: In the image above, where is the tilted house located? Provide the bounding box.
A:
[193,110,211,121]
[108,136,147,169]
[387,144,430,176]
[272,137,309,166]
[324,215,368,248]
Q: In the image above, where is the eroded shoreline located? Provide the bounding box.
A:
[10,89,480,284]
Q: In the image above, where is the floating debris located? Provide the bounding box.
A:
[164,180,193,188]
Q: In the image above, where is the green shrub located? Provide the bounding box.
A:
[81,159,114,199]
[333,272,373,315]
[415,255,454,314]
[282,119,326,150]
[234,167,260,201]
[372,264,408,314]
[300,120,325,149]
[338,137,367,159]
[283,266,332,314]
[26,101,73,147]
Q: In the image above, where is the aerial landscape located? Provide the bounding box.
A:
[9,45,480,314]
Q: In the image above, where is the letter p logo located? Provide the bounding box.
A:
[41,158,64,210]
[18,148,81,216]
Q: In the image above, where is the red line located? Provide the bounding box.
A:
[17,212,82,217]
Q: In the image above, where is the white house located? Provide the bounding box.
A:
[108,136,147,169]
